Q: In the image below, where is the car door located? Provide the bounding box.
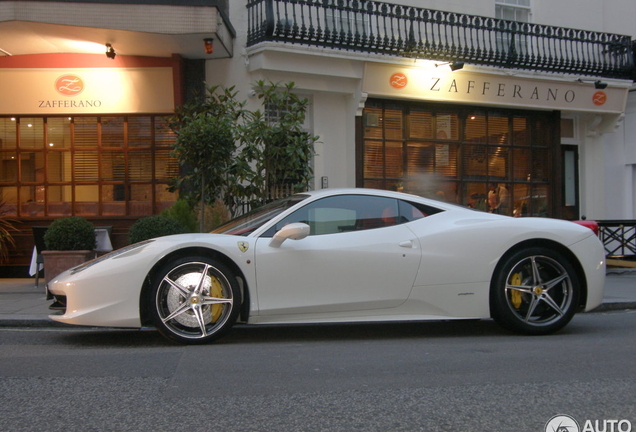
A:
[253,195,422,316]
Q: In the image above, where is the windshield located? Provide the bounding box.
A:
[211,194,309,236]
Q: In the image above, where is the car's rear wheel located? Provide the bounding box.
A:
[150,256,240,344]
[490,247,580,335]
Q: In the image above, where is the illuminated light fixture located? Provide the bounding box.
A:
[435,61,464,71]
[204,38,214,55]
[450,61,465,71]
[105,43,116,60]
[577,78,608,89]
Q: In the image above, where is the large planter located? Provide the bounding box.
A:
[42,250,93,285]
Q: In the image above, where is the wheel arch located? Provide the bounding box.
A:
[489,239,588,315]
[139,246,250,327]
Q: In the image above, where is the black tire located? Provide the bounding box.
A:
[150,256,240,344]
[490,247,580,335]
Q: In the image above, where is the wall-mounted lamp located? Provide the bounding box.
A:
[435,61,465,71]
[204,38,214,55]
[594,80,608,89]
[577,78,608,89]
[105,43,116,60]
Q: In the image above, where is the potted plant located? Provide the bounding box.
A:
[42,216,96,285]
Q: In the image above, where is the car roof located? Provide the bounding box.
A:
[296,188,460,211]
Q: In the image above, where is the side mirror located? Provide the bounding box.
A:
[269,222,310,248]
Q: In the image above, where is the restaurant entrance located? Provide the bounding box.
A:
[359,99,560,218]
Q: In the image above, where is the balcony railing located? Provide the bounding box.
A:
[599,220,636,259]
[247,0,635,80]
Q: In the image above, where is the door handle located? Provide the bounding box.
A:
[399,240,414,248]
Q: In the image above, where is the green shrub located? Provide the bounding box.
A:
[128,215,186,244]
[161,199,197,233]
[44,217,96,251]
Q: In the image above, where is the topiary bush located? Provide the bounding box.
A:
[44,216,97,251]
[128,215,187,244]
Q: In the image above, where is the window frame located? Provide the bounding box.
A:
[262,195,440,237]
[0,115,178,218]
[495,0,532,22]
[359,100,558,218]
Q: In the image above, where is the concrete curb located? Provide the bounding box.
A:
[587,302,636,313]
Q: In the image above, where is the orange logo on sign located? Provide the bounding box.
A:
[55,75,84,96]
[390,72,408,89]
[592,91,607,106]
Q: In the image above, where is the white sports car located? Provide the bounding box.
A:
[47,188,605,344]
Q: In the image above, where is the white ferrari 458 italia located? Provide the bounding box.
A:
[47,188,605,344]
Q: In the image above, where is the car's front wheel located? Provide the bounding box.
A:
[150,256,240,344]
[490,247,580,335]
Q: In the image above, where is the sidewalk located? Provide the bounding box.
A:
[1,270,635,328]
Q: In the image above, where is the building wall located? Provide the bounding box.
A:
[530,0,636,219]
[535,0,636,218]
[217,0,635,219]
[209,1,366,190]
[376,0,636,33]
[533,0,636,36]
[625,95,636,219]
[604,93,636,219]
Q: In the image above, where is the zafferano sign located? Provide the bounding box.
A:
[363,63,629,114]
[0,67,175,115]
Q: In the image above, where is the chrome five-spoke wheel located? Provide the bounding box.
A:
[491,247,580,335]
[151,256,240,344]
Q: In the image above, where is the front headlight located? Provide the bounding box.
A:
[71,239,155,274]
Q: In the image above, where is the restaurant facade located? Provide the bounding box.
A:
[1,0,635,274]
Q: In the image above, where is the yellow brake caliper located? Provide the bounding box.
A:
[209,276,224,322]
[510,273,523,309]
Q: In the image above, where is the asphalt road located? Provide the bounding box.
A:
[1,311,635,432]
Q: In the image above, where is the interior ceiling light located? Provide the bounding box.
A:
[204,38,214,55]
[105,43,116,60]
[435,61,465,71]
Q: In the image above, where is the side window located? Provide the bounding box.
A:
[398,200,444,223]
[263,195,400,236]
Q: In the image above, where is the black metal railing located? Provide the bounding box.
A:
[598,220,636,258]
[247,0,635,80]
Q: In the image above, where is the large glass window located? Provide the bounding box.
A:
[0,115,178,217]
[495,0,531,56]
[495,0,531,22]
[362,101,556,217]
